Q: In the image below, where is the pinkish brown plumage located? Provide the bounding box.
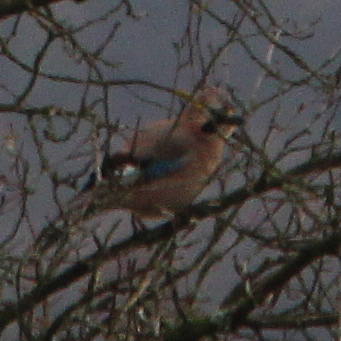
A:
[77,86,243,219]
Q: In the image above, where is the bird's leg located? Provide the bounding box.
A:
[171,210,195,232]
[131,214,148,234]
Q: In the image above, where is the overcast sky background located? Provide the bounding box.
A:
[0,1,340,339]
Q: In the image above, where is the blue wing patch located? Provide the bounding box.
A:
[143,158,185,181]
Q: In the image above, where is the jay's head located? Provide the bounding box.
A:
[181,87,243,139]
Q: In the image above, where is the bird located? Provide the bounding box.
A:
[71,86,243,220]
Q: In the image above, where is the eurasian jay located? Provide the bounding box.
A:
[74,87,243,220]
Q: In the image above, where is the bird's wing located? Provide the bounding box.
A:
[136,156,187,182]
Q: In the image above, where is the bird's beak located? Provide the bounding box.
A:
[208,106,244,126]
[220,115,244,126]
